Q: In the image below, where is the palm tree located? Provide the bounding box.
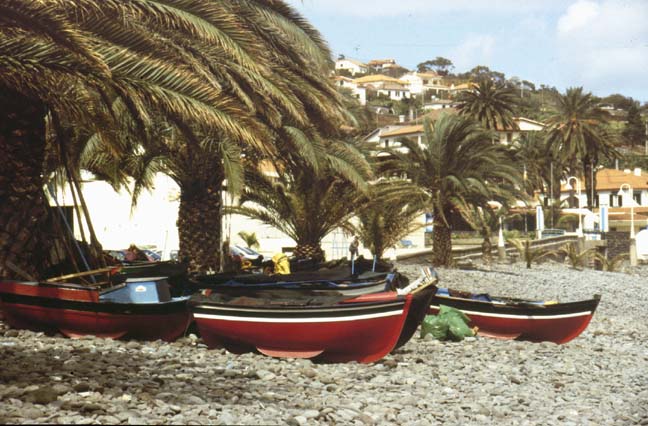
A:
[0,1,344,276]
[559,242,595,270]
[381,113,524,266]
[509,239,554,269]
[352,180,428,260]
[238,231,260,250]
[457,79,518,131]
[545,87,620,209]
[228,129,372,261]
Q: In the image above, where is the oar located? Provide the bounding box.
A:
[45,266,118,284]
[5,261,36,281]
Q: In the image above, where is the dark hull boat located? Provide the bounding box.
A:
[191,268,437,363]
[0,277,191,341]
[429,288,601,344]
[193,267,405,297]
[119,260,187,280]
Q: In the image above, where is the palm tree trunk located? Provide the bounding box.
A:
[432,217,453,267]
[0,90,53,280]
[293,242,325,262]
[481,231,492,264]
[177,181,223,272]
[583,158,596,209]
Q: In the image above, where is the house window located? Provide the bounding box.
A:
[618,192,641,206]
[384,139,389,148]
[506,133,512,143]
[609,194,614,207]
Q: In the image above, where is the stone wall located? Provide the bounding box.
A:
[604,231,630,259]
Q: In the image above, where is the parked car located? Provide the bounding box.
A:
[230,245,264,267]
[167,246,263,267]
[142,249,162,261]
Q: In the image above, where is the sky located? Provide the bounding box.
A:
[286,0,648,103]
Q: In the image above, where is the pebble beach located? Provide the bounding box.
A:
[0,260,647,425]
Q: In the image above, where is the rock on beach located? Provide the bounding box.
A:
[0,261,647,425]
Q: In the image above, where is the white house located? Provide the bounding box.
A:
[367,58,398,70]
[422,99,459,110]
[353,74,411,101]
[334,76,367,105]
[496,117,546,144]
[449,82,476,96]
[399,71,447,97]
[548,168,648,235]
[377,125,424,152]
[334,56,367,76]
[376,83,410,101]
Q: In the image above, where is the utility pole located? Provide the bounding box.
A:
[550,162,554,228]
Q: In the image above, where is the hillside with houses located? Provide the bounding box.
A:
[334,53,647,167]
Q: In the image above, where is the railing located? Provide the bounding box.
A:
[452,234,579,262]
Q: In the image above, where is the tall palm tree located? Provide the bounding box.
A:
[457,79,519,131]
[545,87,620,209]
[381,113,524,266]
[228,129,372,261]
[0,0,343,278]
[351,180,428,260]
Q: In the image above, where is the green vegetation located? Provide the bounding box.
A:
[379,114,523,266]
[351,180,428,260]
[457,79,518,130]
[238,232,260,250]
[545,87,621,209]
[594,252,627,272]
[509,239,554,269]
[0,1,346,276]
[227,129,371,262]
[2,1,646,280]
[559,243,595,270]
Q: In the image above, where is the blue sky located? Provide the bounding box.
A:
[286,0,648,103]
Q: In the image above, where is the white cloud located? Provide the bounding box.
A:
[555,0,648,96]
[452,34,496,71]
[557,1,599,34]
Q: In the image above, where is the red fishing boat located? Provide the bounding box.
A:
[429,288,601,343]
[191,268,437,363]
[0,276,191,341]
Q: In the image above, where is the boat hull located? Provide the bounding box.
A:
[192,292,413,363]
[429,292,600,344]
[0,281,191,341]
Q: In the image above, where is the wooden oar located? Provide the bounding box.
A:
[45,266,119,283]
[5,261,36,281]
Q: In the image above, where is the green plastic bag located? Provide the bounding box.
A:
[420,314,449,340]
[420,305,475,341]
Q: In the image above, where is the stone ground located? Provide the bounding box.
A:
[0,260,647,425]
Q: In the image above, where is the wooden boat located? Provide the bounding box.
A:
[192,267,406,297]
[119,260,188,280]
[0,276,192,341]
[190,268,437,363]
[429,288,601,343]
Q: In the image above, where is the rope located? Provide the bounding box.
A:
[47,183,96,283]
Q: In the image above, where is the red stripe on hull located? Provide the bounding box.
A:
[1,281,99,302]
[428,306,595,344]
[1,302,190,342]
[195,297,412,363]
